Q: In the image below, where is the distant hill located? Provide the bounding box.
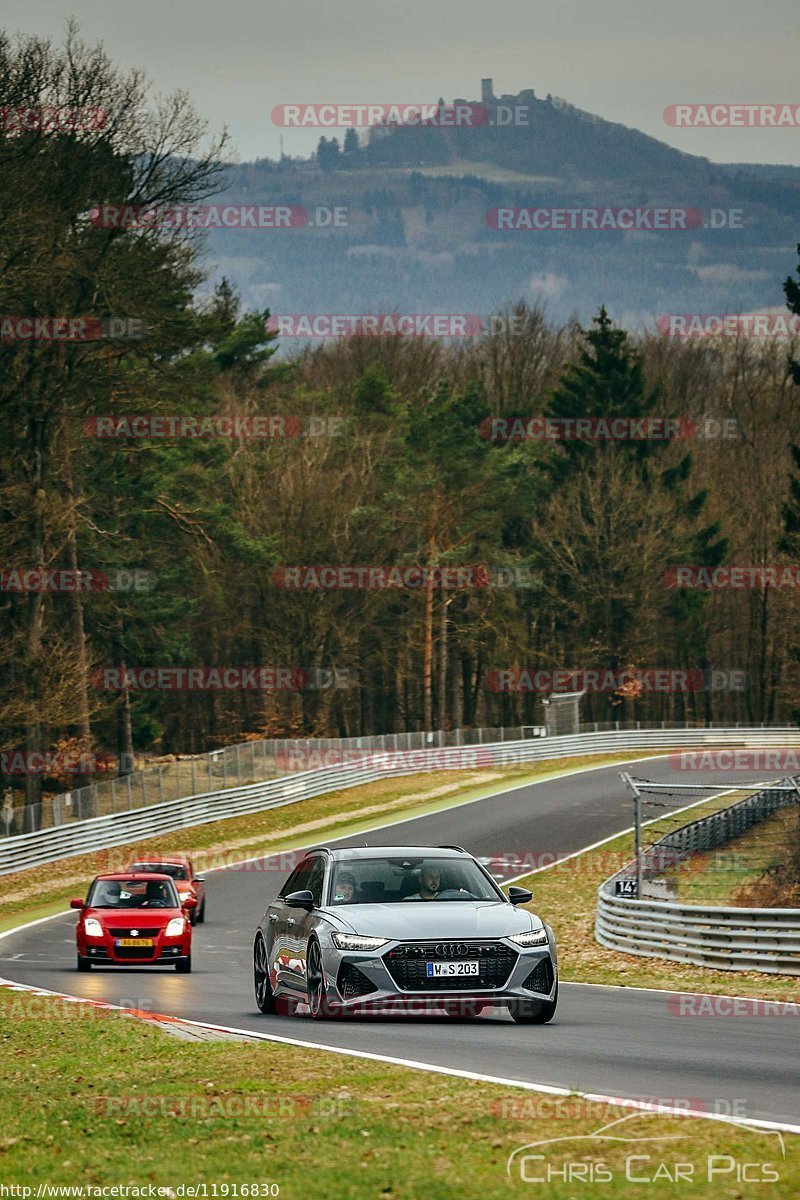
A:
[199,82,800,335]
[359,88,711,182]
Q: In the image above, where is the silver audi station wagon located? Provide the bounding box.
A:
[253,845,558,1022]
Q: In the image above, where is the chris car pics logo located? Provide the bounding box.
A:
[506,1112,784,1185]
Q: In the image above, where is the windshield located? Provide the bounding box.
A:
[328,857,503,904]
[87,877,180,909]
[129,862,189,881]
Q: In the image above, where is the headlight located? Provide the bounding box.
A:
[165,917,186,937]
[84,918,103,938]
[509,929,549,947]
[332,933,389,951]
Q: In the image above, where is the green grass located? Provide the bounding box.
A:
[0,751,657,931]
[0,987,796,1196]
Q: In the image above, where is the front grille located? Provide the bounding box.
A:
[337,963,378,1000]
[114,945,159,959]
[109,928,162,938]
[383,942,518,991]
[522,956,554,994]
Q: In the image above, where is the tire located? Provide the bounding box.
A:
[253,935,276,1014]
[196,897,206,924]
[76,955,92,972]
[175,954,192,974]
[306,940,335,1020]
[508,983,558,1025]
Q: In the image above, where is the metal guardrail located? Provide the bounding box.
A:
[1,726,799,877]
[596,783,800,975]
[2,723,547,835]
[3,718,781,836]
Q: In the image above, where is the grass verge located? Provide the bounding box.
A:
[661,806,800,908]
[515,789,800,1001]
[0,752,656,932]
[0,987,796,1196]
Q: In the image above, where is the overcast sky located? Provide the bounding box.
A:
[4,0,799,165]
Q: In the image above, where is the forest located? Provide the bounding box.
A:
[2,28,800,818]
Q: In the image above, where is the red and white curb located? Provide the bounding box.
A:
[0,976,247,1040]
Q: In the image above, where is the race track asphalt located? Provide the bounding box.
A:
[3,755,798,1127]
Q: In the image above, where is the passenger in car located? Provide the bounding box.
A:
[332,872,356,903]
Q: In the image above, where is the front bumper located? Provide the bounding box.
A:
[78,932,191,965]
[321,935,557,1014]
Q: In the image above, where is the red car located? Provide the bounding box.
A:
[71,873,195,972]
[125,854,206,925]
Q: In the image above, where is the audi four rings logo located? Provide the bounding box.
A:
[435,943,469,956]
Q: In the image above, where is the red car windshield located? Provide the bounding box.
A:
[129,862,189,881]
[87,878,180,909]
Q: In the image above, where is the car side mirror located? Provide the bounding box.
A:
[70,898,85,910]
[507,886,533,905]
[285,889,314,911]
[182,896,198,909]
[194,876,205,883]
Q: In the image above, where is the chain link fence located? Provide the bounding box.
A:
[1,724,546,836]
[1,717,789,837]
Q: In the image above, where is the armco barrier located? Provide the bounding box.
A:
[596,782,800,975]
[1,726,799,877]
[6,722,548,833]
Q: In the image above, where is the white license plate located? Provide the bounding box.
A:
[426,961,479,977]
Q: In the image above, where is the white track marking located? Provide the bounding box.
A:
[1,974,797,1136]
[2,754,795,1123]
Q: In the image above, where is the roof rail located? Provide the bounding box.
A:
[437,844,467,853]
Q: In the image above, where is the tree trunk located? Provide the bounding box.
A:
[62,449,94,803]
[23,418,46,832]
[422,571,434,730]
[437,598,449,729]
[114,627,135,777]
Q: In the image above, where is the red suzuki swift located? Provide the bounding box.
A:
[71,873,195,972]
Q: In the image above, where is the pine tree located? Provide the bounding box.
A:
[539,306,726,708]
[783,242,800,387]
[546,306,661,480]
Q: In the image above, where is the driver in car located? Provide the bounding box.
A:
[404,865,441,900]
[142,880,171,907]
